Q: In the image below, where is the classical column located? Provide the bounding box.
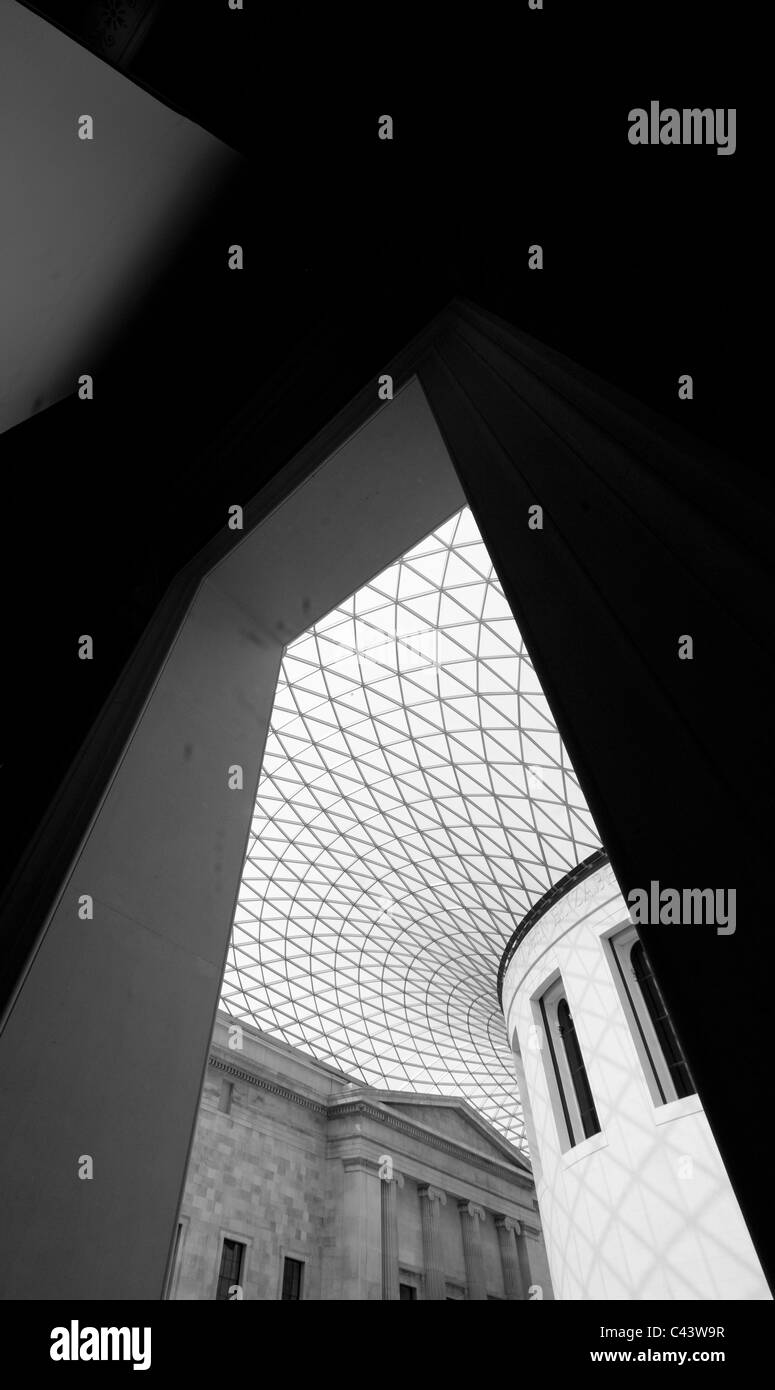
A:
[418,1185,447,1300]
[458,1201,486,1300]
[495,1216,524,1299]
[380,1167,404,1300]
[517,1227,536,1298]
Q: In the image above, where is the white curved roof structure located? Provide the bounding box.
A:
[221,506,601,1147]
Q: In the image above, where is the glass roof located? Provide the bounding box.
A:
[221,507,601,1148]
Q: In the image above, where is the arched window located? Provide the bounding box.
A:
[538,978,602,1150]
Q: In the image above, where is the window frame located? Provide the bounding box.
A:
[280,1255,305,1302]
[607,921,695,1107]
[213,1231,250,1301]
[398,1267,422,1300]
[536,974,602,1151]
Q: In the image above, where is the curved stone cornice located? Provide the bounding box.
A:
[497,849,610,1007]
[499,857,625,1034]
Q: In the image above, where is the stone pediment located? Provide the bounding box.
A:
[370,1094,530,1172]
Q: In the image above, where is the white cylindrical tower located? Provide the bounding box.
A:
[499,853,770,1300]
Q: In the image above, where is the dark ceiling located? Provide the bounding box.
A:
[2,0,769,1276]
[3,3,751,889]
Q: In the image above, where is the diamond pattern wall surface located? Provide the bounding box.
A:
[220,507,601,1147]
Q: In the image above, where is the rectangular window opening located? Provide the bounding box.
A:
[281,1257,304,1301]
[216,1238,245,1301]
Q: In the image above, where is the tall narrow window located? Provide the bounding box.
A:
[216,1238,245,1301]
[630,942,694,1099]
[608,924,694,1104]
[557,998,601,1139]
[538,977,602,1150]
[281,1257,304,1301]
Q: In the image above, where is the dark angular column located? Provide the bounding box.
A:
[417,301,775,1285]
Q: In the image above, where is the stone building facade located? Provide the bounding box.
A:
[168,1013,552,1300]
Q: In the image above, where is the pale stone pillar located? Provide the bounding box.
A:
[418,1185,447,1299]
[458,1200,487,1300]
[518,1227,538,1297]
[495,1216,524,1299]
[380,1169,404,1300]
[342,1158,382,1300]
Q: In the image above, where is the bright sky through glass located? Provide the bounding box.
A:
[220,507,601,1147]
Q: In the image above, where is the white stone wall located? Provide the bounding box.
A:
[502,863,770,1301]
